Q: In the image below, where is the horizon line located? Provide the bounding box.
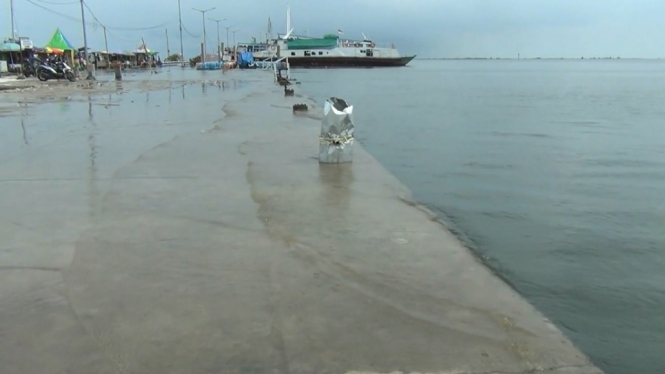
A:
[416,57,664,60]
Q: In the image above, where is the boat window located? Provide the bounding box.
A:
[319,52,323,55]
[360,50,366,53]
[304,51,310,56]
[291,52,296,56]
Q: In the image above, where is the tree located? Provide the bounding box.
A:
[165,53,181,62]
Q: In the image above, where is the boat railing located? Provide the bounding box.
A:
[337,40,397,49]
[255,60,279,70]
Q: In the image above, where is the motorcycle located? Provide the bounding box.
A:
[22,57,40,78]
[37,60,76,82]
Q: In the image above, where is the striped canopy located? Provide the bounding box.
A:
[45,28,75,51]
[45,46,65,54]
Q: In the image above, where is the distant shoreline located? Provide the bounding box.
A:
[416,57,663,61]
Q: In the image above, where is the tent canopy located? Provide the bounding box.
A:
[46,28,75,51]
[135,48,157,55]
[45,47,65,54]
[0,42,21,52]
[135,42,158,55]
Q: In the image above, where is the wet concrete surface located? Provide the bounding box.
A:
[0,72,602,373]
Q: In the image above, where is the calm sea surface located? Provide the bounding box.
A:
[299,60,665,374]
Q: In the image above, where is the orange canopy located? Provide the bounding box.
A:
[45,46,64,54]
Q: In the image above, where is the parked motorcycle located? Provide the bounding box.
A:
[22,57,40,78]
[37,60,76,82]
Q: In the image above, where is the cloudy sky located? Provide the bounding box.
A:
[4,0,665,58]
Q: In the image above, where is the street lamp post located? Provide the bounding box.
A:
[80,0,94,80]
[209,18,226,63]
[225,26,231,52]
[178,0,185,66]
[192,7,215,62]
[10,0,15,40]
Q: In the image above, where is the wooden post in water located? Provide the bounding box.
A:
[166,29,171,58]
[200,43,204,65]
[114,62,122,80]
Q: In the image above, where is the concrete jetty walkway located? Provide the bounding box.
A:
[0,77,602,373]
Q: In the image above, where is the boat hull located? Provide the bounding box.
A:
[283,55,416,68]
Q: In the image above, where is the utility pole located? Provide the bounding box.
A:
[9,0,15,40]
[166,29,170,57]
[209,18,225,64]
[232,29,237,52]
[225,26,230,51]
[103,26,109,66]
[192,7,215,63]
[267,16,272,42]
[178,0,184,65]
[80,0,94,80]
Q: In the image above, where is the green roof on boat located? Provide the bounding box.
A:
[287,37,338,50]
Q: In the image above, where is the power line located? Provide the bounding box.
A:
[25,0,88,24]
[82,1,177,31]
[102,18,179,31]
[26,0,178,32]
[104,28,132,43]
[82,1,103,26]
[32,0,79,5]
[107,20,178,31]
[25,0,189,54]
[182,23,200,38]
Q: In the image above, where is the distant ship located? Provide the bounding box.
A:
[239,6,415,68]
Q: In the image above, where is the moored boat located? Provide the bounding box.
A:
[247,6,415,68]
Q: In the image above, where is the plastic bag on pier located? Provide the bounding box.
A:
[319,97,354,164]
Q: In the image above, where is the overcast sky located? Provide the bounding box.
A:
[5,0,665,58]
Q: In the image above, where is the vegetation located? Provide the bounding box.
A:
[165,53,181,62]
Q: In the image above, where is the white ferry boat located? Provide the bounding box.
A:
[239,7,415,68]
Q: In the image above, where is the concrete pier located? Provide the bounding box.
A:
[0,78,602,373]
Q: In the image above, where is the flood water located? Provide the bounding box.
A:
[1,62,661,373]
[2,68,601,374]
[300,59,665,374]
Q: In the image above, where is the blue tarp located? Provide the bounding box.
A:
[238,51,254,65]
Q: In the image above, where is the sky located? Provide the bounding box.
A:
[3,0,665,59]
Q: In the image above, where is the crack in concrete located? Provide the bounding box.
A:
[0,176,199,183]
[345,364,599,374]
[472,363,598,374]
[0,265,62,272]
